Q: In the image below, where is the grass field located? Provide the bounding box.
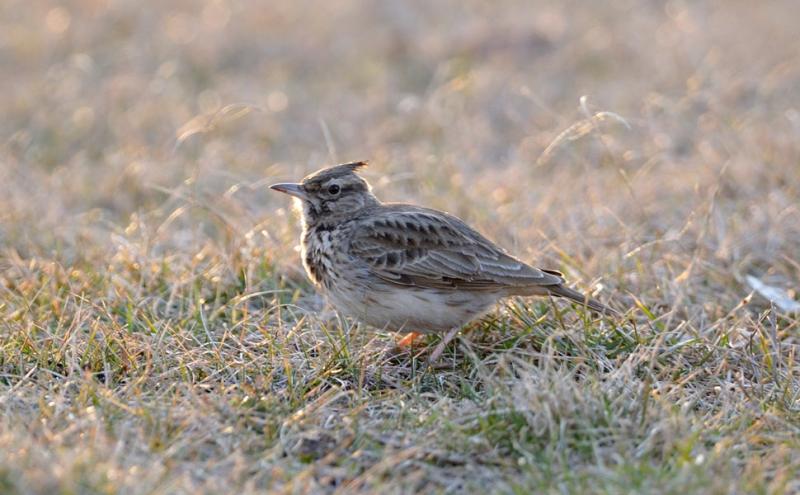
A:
[2,1,800,493]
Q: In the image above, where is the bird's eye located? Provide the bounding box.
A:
[327,184,340,195]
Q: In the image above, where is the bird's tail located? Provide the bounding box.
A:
[547,284,619,316]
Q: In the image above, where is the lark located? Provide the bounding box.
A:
[271,161,617,360]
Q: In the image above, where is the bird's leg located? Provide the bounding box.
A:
[396,331,423,348]
[428,327,460,362]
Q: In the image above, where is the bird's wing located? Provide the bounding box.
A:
[348,206,563,290]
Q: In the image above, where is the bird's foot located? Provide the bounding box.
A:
[395,331,424,349]
[383,332,426,361]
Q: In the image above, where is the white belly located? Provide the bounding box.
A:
[327,285,501,333]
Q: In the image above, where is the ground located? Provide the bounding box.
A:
[1,1,800,493]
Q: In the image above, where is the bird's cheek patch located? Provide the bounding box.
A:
[299,199,322,220]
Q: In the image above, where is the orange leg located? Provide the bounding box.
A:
[396,331,424,348]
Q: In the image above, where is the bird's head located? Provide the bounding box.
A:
[270,161,379,227]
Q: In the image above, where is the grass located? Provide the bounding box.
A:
[2,0,800,493]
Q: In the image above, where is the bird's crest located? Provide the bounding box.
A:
[303,160,369,183]
[338,160,368,172]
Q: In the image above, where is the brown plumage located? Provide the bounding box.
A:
[271,162,617,352]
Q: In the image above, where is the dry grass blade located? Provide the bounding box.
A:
[535,101,631,168]
[175,103,262,148]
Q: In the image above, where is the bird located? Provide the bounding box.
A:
[270,161,617,360]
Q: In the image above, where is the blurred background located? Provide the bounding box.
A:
[3,2,800,492]
[1,0,799,306]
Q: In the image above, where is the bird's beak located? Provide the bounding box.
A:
[269,182,307,200]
